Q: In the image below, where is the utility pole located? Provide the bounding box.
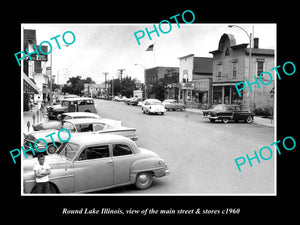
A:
[103,72,109,97]
[118,69,125,95]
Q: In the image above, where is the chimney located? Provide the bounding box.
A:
[253,37,259,48]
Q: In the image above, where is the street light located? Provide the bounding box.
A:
[50,44,69,106]
[228,25,253,111]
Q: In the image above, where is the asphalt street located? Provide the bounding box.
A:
[94,99,275,195]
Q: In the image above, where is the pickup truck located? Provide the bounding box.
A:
[202,104,254,123]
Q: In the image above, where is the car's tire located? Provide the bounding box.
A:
[222,118,229,123]
[46,143,58,155]
[135,172,153,190]
[245,116,253,124]
[209,118,215,123]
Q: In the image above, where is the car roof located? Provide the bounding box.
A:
[64,118,107,124]
[63,112,100,118]
[69,133,135,147]
[145,98,161,101]
[62,97,94,101]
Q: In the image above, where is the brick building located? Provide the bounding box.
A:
[209,33,275,113]
[144,66,179,100]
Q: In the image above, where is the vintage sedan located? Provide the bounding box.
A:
[32,112,122,131]
[47,97,97,120]
[23,134,169,193]
[202,104,254,123]
[162,99,185,111]
[141,99,166,115]
[24,118,137,155]
[32,112,101,131]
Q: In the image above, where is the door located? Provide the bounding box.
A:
[112,143,136,185]
[73,145,113,192]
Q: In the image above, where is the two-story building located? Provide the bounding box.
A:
[209,33,275,112]
[23,29,49,111]
[144,66,179,100]
[178,54,213,109]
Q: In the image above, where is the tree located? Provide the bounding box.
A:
[62,76,95,96]
[112,76,137,97]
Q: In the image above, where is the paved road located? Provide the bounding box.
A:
[96,99,275,194]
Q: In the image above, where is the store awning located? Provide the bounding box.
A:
[23,73,40,94]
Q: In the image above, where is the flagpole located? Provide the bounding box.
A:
[153,41,156,67]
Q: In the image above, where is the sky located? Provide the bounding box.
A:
[22,23,276,84]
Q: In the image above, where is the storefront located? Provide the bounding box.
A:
[179,78,212,109]
[212,83,243,105]
[23,73,40,111]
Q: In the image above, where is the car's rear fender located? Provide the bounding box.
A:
[130,158,164,182]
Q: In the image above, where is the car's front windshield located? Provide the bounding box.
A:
[59,143,80,160]
[150,101,161,105]
[213,105,225,110]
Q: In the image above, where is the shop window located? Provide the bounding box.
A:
[213,86,222,104]
[231,85,243,104]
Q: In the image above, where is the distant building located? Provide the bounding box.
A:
[178,54,213,109]
[209,33,275,112]
[144,66,179,100]
[83,83,105,97]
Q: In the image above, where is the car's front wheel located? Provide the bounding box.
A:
[245,116,253,124]
[46,143,59,155]
[135,172,153,190]
[222,118,229,123]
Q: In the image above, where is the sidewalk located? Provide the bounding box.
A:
[185,108,274,127]
[23,105,48,134]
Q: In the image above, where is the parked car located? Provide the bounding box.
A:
[130,97,142,106]
[162,99,185,111]
[125,97,133,105]
[23,134,169,193]
[202,104,254,123]
[47,97,97,120]
[141,99,166,115]
[32,112,101,131]
[32,112,122,131]
[24,118,137,155]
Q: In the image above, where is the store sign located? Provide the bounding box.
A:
[181,83,194,90]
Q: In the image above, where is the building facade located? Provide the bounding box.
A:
[23,29,49,111]
[178,55,213,109]
[209,33,275,112]
[144,66,179,100]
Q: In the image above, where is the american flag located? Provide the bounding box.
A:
[146,44,154,51]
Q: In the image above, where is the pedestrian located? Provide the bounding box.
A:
[33,154,51,193]
[29,96,34,112]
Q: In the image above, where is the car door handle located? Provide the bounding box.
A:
[107,159,113,164]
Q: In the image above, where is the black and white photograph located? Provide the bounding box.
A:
[4,4,298,221]
[20,23,276,195]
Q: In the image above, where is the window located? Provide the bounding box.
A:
[113,144,133,156]
[76,123,93,132]
[257,60,264,77]
[93,123,106,132]
[62,101,69,106]
[213,86,222,104]
[62,121,76,132]
[217,64,222,79]
[78,145,110,160]
[86,100,94,105]
[78,100,86,106]
[232,62,237,79]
